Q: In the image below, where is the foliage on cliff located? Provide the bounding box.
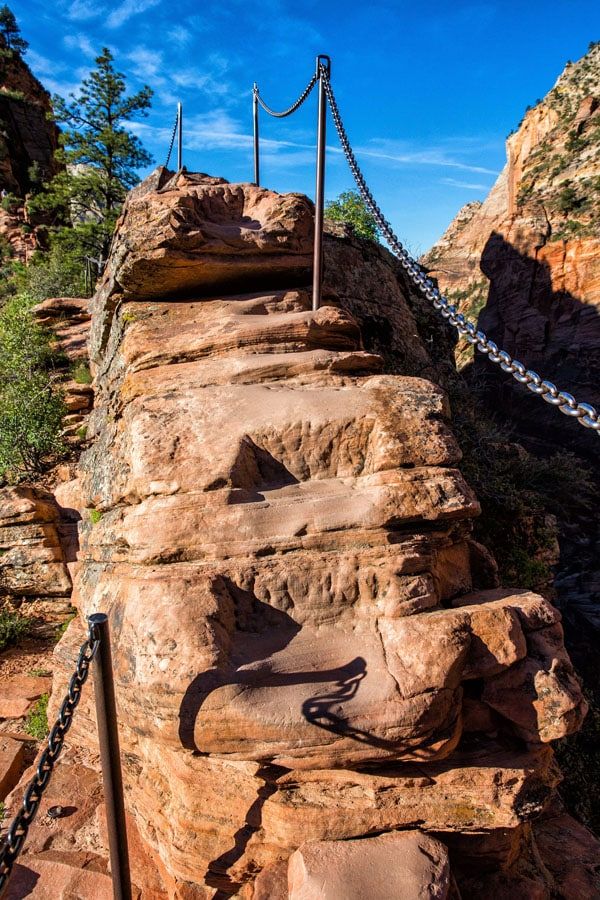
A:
[30,47,153,264]
[0,292,65,481]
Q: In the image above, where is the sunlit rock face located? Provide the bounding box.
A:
[421,43,600,457]
[52,169,590,898]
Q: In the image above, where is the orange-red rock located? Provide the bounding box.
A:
[45,170,592,897]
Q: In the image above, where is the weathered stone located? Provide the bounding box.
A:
[0,735,24,799]
[46,169,588,896]
[0,487,72,599]
[421,44,600,458]
[0,675,52,719]
[4,855,115,900]
[287,831,450,900]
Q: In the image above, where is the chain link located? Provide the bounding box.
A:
[0,623,100,892]
[164,109,179,169]
[320,65,599,434]
[254,73,318,118]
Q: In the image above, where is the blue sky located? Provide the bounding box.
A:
[12,0,600,253]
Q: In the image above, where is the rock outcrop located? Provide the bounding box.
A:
[0,43,59,198]
[18,169,595,898]
[0,487,71,605]
[421,41,600,459]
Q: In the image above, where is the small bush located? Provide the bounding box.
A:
[25,693,49,740]
[89,508,102,524]
[325,191,380,241]
[70,362,92,384]
[0,609,29,651]
[55,608,76,637]
[0,192,20,214]
[18,242,87,302]
[0,293,66,481]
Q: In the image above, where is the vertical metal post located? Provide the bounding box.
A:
[312,55,330,312]
[177,102,183,171]
[88,613,132,900]
[253,84,260,186]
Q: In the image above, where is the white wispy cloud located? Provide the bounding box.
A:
[26,50,56,78]
[440,177,490,190]
[107,0,161,29]
[128,46,163,80]
[167,25,192,46]
[66,0,104,21]
[359,139,499,175]
[64,33,96,56]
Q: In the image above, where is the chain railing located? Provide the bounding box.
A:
[317,62,599,434]
[165,102,183,171]
[0,613,131,899]
[253,56,331,310]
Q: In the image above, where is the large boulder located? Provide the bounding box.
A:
[40,171,591,897]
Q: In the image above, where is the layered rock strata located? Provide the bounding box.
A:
[0,487,71,604]
[421,42,600,458]
[42,171,595,898]
[0,41,60,198]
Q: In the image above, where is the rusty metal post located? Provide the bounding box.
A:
[312,55,330,312]
[88,613,132,900]
[177,102,183,171]
[253,84,260,186]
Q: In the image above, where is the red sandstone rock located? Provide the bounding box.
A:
[287,831,450,899]
[4,855,115,900]
[0,735,24,799]
[0,675,52,719]
[421,44,600,455]
[45,170,592,896]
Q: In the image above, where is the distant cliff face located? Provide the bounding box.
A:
[0,42,59,197]
[422,42,600,455]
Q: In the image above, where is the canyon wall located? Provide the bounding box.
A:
[422,41,600,459]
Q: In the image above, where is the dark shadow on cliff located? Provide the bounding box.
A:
[455,231,600,835]
[462,230,600,463]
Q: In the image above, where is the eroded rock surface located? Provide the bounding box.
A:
[421,42,600,459]
[45,171,592,898]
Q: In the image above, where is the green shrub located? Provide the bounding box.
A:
[325,191,380,241]
[556,184,582,215]
[55,608,76,637]
[0,191,20,214]
[89,508,102,524]
[0,293,66,481]
[18,240,88,302]
[25,693,48,739]
[0,609,29,651]
[70,361,92,384]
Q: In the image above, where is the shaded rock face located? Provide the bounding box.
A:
[421,42,600,459]
[53,171,591,897]
[0,46,59,197]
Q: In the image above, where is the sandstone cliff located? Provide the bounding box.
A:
[0,42,60,262]
[0,42,59,198]
[2,169,595,899]
[421,41,600,459]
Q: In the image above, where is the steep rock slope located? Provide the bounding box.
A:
[422,41,600,458]
[16,169,595,898]
[0,41,60,261]
[0,41,59,198]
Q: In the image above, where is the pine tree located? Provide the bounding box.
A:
[30,47,153,260]
[0,5,28,55]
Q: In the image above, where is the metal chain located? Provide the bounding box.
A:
[0,623,101,892]
[320,65,600,434]
[164,109,179,169]
[254,73,318,118]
